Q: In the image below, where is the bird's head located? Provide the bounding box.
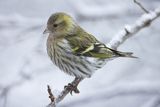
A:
[43,12,76,36]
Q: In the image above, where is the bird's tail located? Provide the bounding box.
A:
[107,47,138,58]
[116,51,138,58]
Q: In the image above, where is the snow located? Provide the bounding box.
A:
[108,7,160,49]
[0,0,160,107]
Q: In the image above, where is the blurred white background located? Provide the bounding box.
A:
[0,0,160,107]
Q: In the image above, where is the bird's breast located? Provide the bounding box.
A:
[47,37,72,65]
[46,37,107,78]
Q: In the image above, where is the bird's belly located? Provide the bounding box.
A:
[48,48,106,78]
[47,38,106,78]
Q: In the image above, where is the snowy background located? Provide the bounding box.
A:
[0,0,160,107]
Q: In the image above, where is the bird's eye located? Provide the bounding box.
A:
[53,24,58,27]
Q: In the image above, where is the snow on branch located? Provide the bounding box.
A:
[46,1,160,107]
[108,7,160,49]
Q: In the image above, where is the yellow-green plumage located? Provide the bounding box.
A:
[44,12,136,79]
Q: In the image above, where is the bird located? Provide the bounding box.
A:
[43,12,136,94]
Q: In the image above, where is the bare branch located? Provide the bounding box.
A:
[134,0,149,13]
[47,78,81,107]
[47,85,55,102]
[47,85,56,107]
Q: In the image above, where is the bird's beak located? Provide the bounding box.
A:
[43,28,51,34]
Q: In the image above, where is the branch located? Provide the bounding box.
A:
[134,0,149,13]
[108,7,160,49]
[47,79,81,107]
[46,2,160,107]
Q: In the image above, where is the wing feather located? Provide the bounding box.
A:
[64,27,135,59]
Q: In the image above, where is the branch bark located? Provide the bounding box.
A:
[46,2,160,107]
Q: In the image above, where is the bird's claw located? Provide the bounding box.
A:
[64,83,80,95]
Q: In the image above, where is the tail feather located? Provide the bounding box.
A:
[107,47,138,58]
[116,51,138,58]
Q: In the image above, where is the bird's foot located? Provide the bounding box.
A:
[64,83,80,95]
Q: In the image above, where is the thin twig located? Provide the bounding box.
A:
[46,78,82,107]
[134,0,149,13]
[47,85,55,102]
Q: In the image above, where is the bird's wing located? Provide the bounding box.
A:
[65,31,116,59]
[76,42,116,59]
